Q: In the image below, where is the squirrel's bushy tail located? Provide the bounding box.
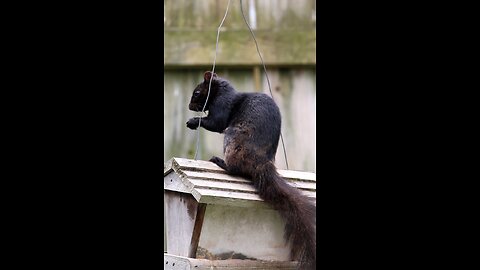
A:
[253,162,316,270]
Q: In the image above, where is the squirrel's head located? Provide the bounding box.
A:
[188,71,218,112]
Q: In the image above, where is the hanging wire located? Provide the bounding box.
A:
[239,0,289,170]
[194,0,231,160]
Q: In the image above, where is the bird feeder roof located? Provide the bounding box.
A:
[164,157,316,208]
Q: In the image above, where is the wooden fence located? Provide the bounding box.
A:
[164,0,316,173]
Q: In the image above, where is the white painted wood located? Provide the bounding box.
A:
[196,187,266,209]
[197,204,291,261]
[168,157,316,183]
[278,169,316,182]
[164,253,191,270]
[183,170,251,183]
[184,170,316,190]
[164,191,200,257]
[189,179,257,193]
[167,157,225,173]
[164,157,316,207]
[164,172,202,202]
[197,188,316,208]
[164,253,297,270]
[164,172,192,194]
[164,157,316,262]
[164,158,174,175]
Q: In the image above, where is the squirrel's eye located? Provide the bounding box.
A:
[194,91,200,97]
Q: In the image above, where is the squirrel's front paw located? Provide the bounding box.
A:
[186,118,200,129]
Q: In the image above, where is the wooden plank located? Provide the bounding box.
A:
[164,172,192,193]
[165,165,315,204]
[164,179,315,208]
[165,157,316,207]
[188,177,315,193]
[197,188,268,209]
[164,30,316,66]
[168,157,316,182]
[164,253,298,270]
[165,191,202,257]
[164,172,202,202]
[196,188,315,209]
[164,158,174,176]
[189,179,256,193]
[278,169,316,182]
[184,170,316,190]
[196,188,316,202]
[184,170,250,184]
[164,0,315,30]
[164,253,192,270]
[188,203,207,258]
[281,180,316,190]
[168,157,225,174]
[197,188,263,202]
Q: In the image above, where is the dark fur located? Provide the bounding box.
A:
[187,72,316,269]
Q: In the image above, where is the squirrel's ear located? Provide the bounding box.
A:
[204,71,217,82]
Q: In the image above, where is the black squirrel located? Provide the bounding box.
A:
[186,71,316,269]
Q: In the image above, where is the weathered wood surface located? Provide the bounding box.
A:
[189,203,207,258]
[164,253,298,270]
[164,30,316,66]
[163,69,316,172]
[164,0,316,66]
[164,190,206,257]
[164,0,315,30]
[196,204,291,261]
[165,157,316,182]
[164,157,316,209]
[164,0,316,172]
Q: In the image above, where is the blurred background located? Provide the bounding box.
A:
[164,0,316,173]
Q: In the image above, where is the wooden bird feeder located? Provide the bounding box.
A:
[164,157,316,269]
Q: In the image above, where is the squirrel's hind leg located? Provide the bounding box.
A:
[209,156,246,177]
[209,156,228,171]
